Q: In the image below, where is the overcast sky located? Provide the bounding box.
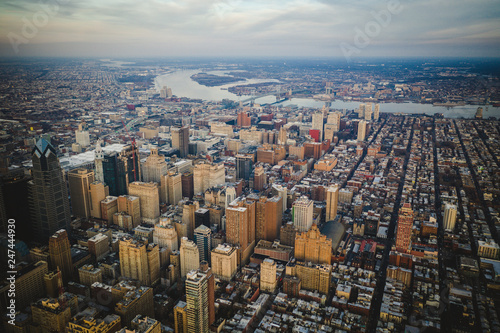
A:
[1,0,499,58]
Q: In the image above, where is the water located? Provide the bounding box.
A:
[155,70,499,118]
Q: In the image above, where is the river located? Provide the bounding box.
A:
[155,70,499,119]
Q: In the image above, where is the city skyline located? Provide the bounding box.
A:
[0,0,499,58]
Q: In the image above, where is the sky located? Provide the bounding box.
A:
[0,0,499,58]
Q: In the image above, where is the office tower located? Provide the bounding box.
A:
[236,154,253,181]
[172,126,189,158]
[278,126,287,145]
[237,111,251,127]
[68,168,95,218]
[374,103,380,120]
[294,224,332,265]
[114,285,154,327]
[75,123,90,148]
[199,261,215,326]
[193,162,225,194]
[142,148,168,183]
[154,218,178,250]
[128,182,160,223]
[443,203,457,230]
[311,110,324,141]
[180,237,200,278]
[100,196,118,223]
[49,229,73,284]
[89,181,108,219]
[116,195,141,229]
[183,200,200,239]
[211,244,238,280]
[364,103,372,121]
[226,206,249,250]
[4,261,48,310]
[357,120,367,142]
[326,185,339,221]
[31,298,72,332]
[256,196,283,242]
[194,208,210,228]
[174,301,188,333]
[260,258,277,293]
[119,237,160,286]
[292,196,314,232]
[396,203,414,252]
[44,269,62,298]
[194,225,212,263]
[253,166,266,191]
[185,270,209,333]
[181,171,194,199]
[29,139,71,243]
[101,145,141,197]
[272,184,288,213]
[358,103,365,118]
[161,171,182,205]
[78,264,103,286]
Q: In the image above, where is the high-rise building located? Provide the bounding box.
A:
[253,166,266,191]
[195,208,210,229]
[142,148,168,183]
[311,111,324,141]
[185,270,209,333]
[68,168,95,218]
[226,206,249,250]
[256,144,286,165]
[260,258,277,293]
[116,195,141,229]
[119,237,160,286]
[193,162,225,195]
[95,141,105,183]
[272,184,288,213]
[443,203,457,231]
[174,301,188,333]
[182,200,200,239]
[49,229,73,284]
[285,261,332,295]
[78,264,103,287]
[114,285,154,327]
[364,103,372,121]
[211,244,238,281]
[292,196,314,232]
[199,262,215,326]
[358,103,365,118]
[4,261,48,310]
[101,145,141,196]
[29,139,71,243]
[180,237,200,278]
[128,182,160,223]
[154,218,178,251]
[357,120,367,142]
[101,196,118,223]
[161,171,182,205]
[31,298,72,332]
[181,171,194,199]
[278,126,287,145]
[294,224,332,265]
[396,203,414,252]
[236,154,253,181]
[75,123,90,148]
[194,225,212,263]
[237,111,251,127]
[339,188,353,204]
[67,313,121,333]
[374,103,380,120]
[256,196,283,242]
[326,185,339,221]
[172,126,190,158]
[89,181,109,219]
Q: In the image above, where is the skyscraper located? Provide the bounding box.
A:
[255,196,283,242]
[49,229,73,284]
[326,185,339,221]
[89,181,108,219]
[226,206,249,251]
[75,123,90,148]
[185,270,209,333]
[161,171,182,205]
[117,195,141,229]
[101,145,141,196]
[119,236,160,286]
[260,258,277,293]
[292,196,314,232]
[68,168,95,218]
[236,154,253,181]
[294,224,332,265]
[172,126,189,158]
[142,148,168,183]
[29,139,71,243]
[94,140,104,183]
[396,203,414,252]
[253,166,266,191]
[272,184,288,214]
[357,120,367,142]
[364,103,372,121]
[181,171,194,199]
[374,103,380,120]
[174,301,188,333]
[154,218,178,251]
[443,203,457,231]
[180,237,200,278]
[194,225,212,263]
[210,244,238,281]
[199,261,215,326]
[128,182,160,223]
[193,162,225,195]
[311,111,324,141]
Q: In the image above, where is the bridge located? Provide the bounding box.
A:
[239,89,307,104]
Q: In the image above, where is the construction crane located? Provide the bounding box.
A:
[121,119,138,182]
